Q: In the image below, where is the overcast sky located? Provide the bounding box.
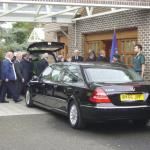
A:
[0,22,13,29]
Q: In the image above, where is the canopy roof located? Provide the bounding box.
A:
[0,0,149,23]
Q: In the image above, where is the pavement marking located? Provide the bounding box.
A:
[0,100,47,117]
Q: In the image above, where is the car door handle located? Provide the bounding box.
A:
[42,83,45,86]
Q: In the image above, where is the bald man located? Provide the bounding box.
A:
[71,50,83,62]
[0,51,20,103]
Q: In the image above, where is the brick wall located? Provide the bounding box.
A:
[68,9,150,80]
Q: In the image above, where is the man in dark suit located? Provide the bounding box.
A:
[14,52,24,99]
[21,52,33,94]
[0,60,2,91]
[0,60,1,79]
[0,51,20,103]
[71,49,83,62]
[36,53,49,76]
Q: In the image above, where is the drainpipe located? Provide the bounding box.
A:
[74,21,77,47]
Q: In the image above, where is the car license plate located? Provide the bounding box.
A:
[120,94,144,101]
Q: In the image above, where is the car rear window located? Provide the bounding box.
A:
[84,67,143,83]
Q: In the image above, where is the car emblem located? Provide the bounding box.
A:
[130,87,135,91]
[105,89,114,92]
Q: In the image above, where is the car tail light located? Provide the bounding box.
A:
[89,88,111,103]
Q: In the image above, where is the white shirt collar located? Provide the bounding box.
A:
[5,57,12,63]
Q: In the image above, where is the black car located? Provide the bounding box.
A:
[25,60,150,129]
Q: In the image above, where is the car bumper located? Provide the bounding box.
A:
[80,104,150,122]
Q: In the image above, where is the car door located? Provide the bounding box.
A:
[45,64,64,108]
[53,65,85,112]
[32,66,53,105]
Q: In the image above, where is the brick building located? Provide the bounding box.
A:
[33,0,149,80]
[4,0,149,79]
[67,8,150,80]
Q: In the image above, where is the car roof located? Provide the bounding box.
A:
[53,62,128,69]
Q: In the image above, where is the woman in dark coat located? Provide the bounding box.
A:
[98,50,108,62]
[86,50,97,62]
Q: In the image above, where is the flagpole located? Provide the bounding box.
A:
[110,28,118,63]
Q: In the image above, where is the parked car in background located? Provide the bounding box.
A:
[25,62,150,129]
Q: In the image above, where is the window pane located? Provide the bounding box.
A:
[85,68,142,83]
[51,66,62,82]
[68,65,83,79]
[63,65,83,83]
[42,66,52,79]
[63,74,73,82]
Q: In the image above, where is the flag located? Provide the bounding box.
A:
[110,30,118,62]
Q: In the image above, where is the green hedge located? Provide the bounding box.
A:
[0,49,3,60]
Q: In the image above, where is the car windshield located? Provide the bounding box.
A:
[84,67,143,83]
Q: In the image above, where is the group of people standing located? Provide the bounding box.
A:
[0,51,33,103]
[57,48,120,63]
[58,44,145,78]
[0,44,145,103]
[0,51,51,103]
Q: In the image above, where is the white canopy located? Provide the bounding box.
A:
[28,28,45,43]
[0,0,149,23]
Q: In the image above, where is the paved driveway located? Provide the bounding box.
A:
[0,99,150,150]
[0,99,47,116]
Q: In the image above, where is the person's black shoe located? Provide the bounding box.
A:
[0,100,9,103]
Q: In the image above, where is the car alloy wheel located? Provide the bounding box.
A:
[25,90,33,107]
[70,104,78,126]
[69,101,85,129]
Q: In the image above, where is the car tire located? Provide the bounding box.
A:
[25,89,34,107]
[68,100,85,129]
[132,119,149,127]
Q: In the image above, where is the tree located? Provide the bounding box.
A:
[12,22,35,44]
[0,22,35,53]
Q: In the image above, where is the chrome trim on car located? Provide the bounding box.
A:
[30,81,39,83]
[80,104,150,109]
[34,101,67,114]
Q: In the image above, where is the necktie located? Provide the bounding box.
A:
[12,63,17,80]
